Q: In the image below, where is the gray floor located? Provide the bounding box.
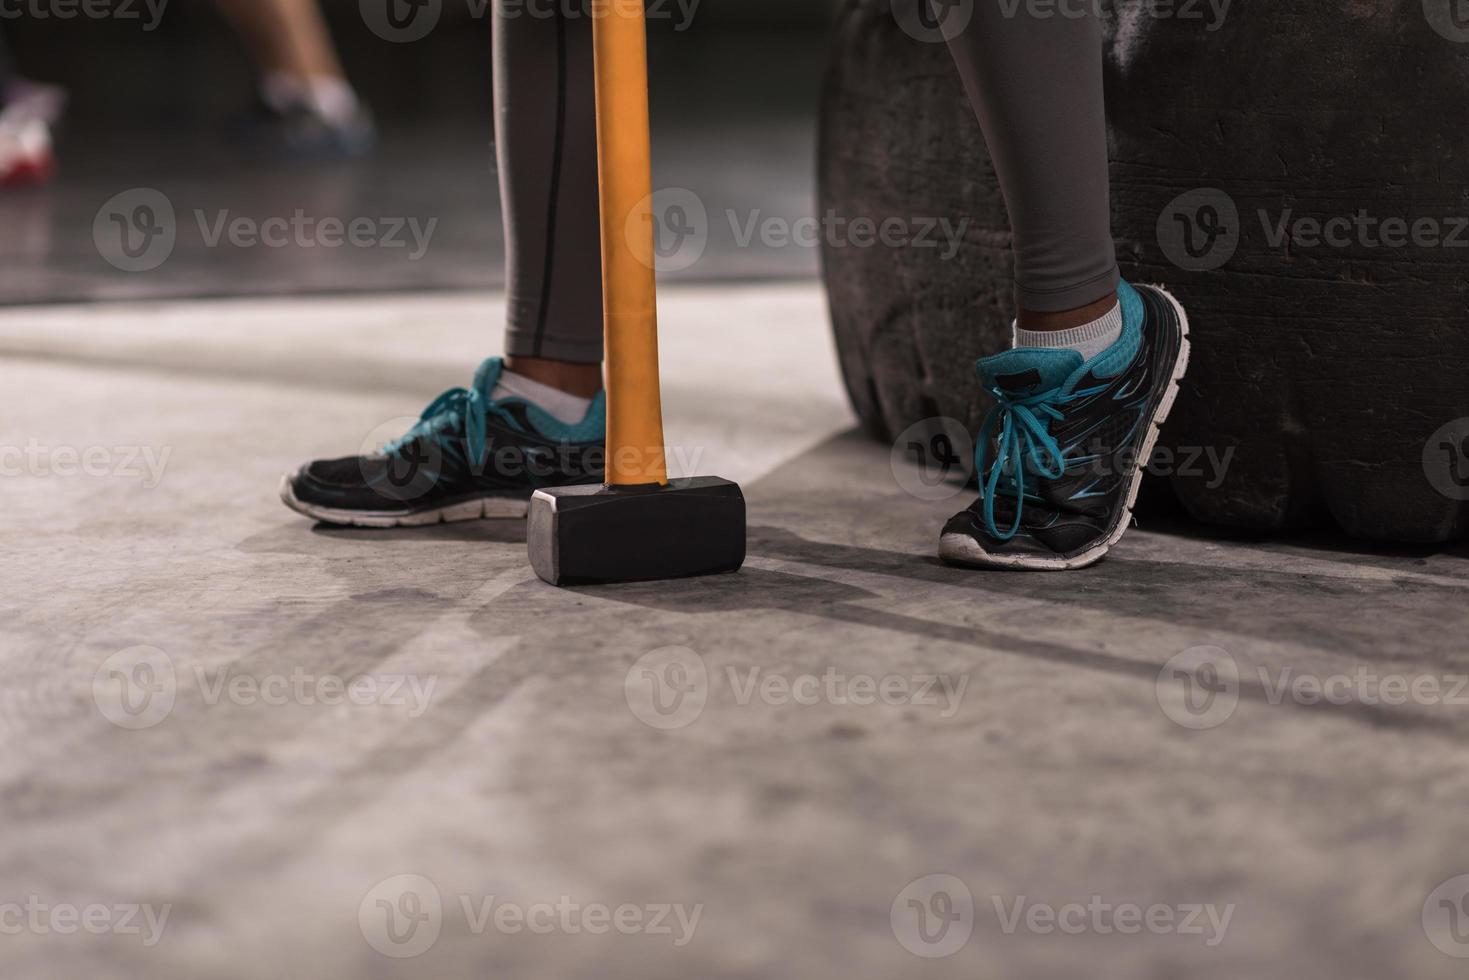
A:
[4,285,1469,979]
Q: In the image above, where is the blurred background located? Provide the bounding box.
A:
[0,0,837,304]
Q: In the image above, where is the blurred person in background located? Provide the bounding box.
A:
[213,0,375,158]
[0,29,65,186]
[2,0,369,180]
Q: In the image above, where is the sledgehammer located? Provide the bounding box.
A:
[526,0,745,586]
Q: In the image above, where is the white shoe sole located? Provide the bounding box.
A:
[938,283,1193,571]
[278,473,530,528]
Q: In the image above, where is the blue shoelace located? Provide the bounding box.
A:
[975,383,1074,541]
[384,359,519,469]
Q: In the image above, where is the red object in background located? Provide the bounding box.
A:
[0,151,55,186]
[0,119,56,187]
[0,80,65,187]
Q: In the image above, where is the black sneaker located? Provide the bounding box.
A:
[242,94,376,161]
[939,281,1190,570]
[280,358,605,527]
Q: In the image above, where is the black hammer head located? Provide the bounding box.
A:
[527,476,746,586]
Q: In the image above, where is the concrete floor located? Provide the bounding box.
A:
[4,283,1469,979]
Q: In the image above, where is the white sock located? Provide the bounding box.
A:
[1014,302,1123,362]
[260,73,360,127]
[491,369,593,425]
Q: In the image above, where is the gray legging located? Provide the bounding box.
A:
[492,0,1118,365]
[493,4,604,364]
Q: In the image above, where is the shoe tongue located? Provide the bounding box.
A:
[976,347,1083,396]
[472,357,506,396]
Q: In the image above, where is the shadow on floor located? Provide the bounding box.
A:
[572,555,1464,740]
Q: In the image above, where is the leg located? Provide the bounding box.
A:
[213,0,372,156]
[937,1,1191,569]
[0,30,65,186]
[943,0,1118,330]
[281,3,610,527]
[494,1,605,396]
[212,0,344,81]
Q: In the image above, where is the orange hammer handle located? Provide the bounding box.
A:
[592,0,669,486]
